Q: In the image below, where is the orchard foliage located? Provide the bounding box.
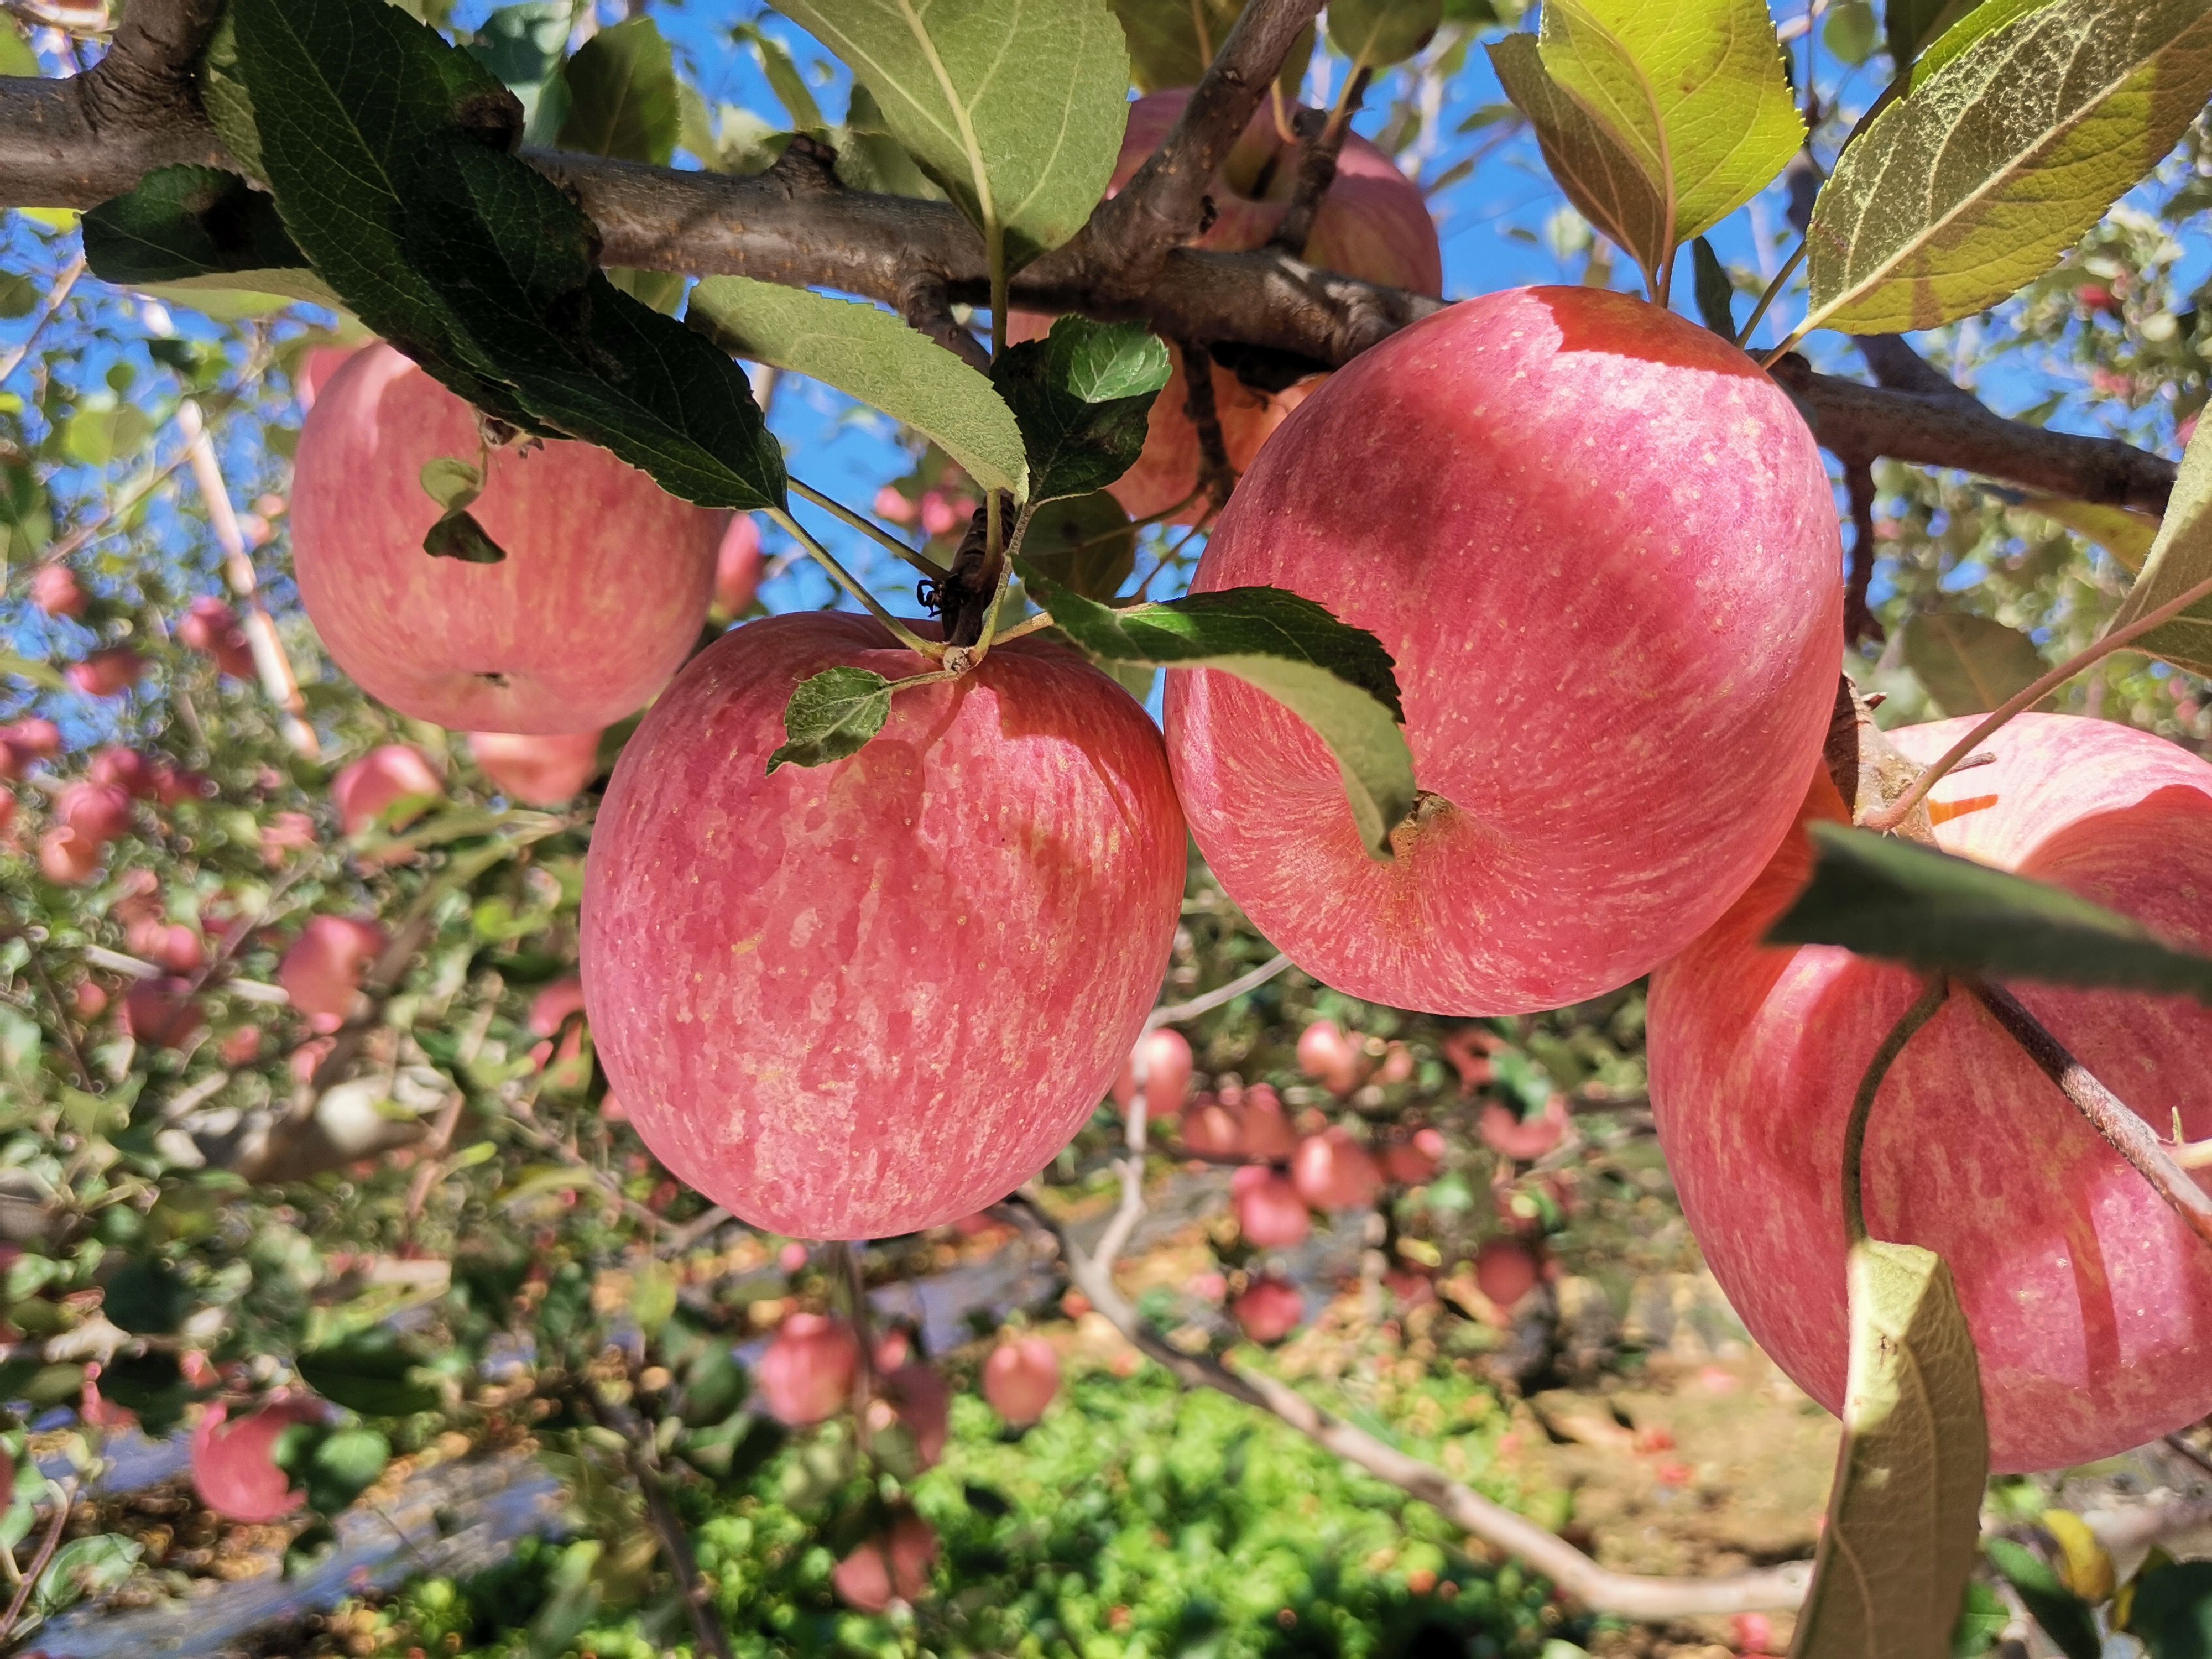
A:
[1,0,2211,1654]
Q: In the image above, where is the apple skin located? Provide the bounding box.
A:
[1296,1019,1363,1095]
[1237,1085,1298,1160]
[1165,286,1843,1015]
[191,1395,324,1524]
[124,978,204,1050]
[1648,712,2212,1473]
[1111,1027,1193,1119]
[755,1312,859,1427]
[58,781,132,844]
[279,916,389,1034]
[180,597,257,681]
[1292,1127,1383,1211]
[467,730,603,806]
[713,513,763,618]
[1232,1274,1305,1342]
[39,827,101,885]
[833,1515,937,1611]
[1233,1166,1311,1248]
[982,1335,1060,1426]
[331,744,444,837]
[31,564,85,618]
[1473,1237,1542,1310]
[68,646,144,698]
[1009,89,1439,525]
[581,612,1186,1240]
[291,343,722,733]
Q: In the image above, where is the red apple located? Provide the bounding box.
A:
[1111,1027,1194,1119]
[1237,1085,1298,1160]
[982,1335,1060,1426]
[31,564,85,617]
[219,1026,263,1067]
[879,1362,951,1466]
[755,1312,858,1426]
[124,977,203,1050]
[714,513,763,617]
[260,811,318,864]
[1009,90,1440,524]
[72,980,107,1021]
[581,612,1186,1239]
[58,780,131,844]
[1180,1098,1244,1156]
[886,1514,937,1600]
[1292,1127,1383,1211]
[331,744,443,837]
[834,1515,937,1611]
[294,344,357,411]
[1479,1097,1569,1163]
[1473,1237,1542,1310]
[191,1395,324,1524]
[468,729,603,806]
[1296,1019,1363,1095]
[5,718,60,760]
[180,597,257,680]
[291,343,723,732]
[1232,1274,1305,1342]
[1649,712,2212,1472]
[39,826,101,885]
[1383,1127,1445,1186]
[88,747,153,799]
[68,646,144,698]
[279,915,388,1033]
[1165,287,1843,1015]
[527,975,592,1089]
[1233,1166,1311,1248]
[129,920,204,974]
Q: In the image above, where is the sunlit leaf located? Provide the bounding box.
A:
[991,316,1170,503]
[2107,404,2212,674]
[1791,1239,1987,1659]
[765,666,894,773]
[1806,0,2212,334]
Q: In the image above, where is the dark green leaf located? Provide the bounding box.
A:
[102,1259,190,1334]
[1021,491,1136,601]
[1986,1539,2101,1659]
[298,1329,440,1416]
[1792,1240,1987,1659]
[1692,236,1737,337]
[1110,0,1313,96]
[466,1,570,132]
[1951,1581,2008,1656]
[98,1349,194,1434]
[1887,0,1981,70]
[1770,821,2212,1000]
[1020,570,1415,857]
[306,1427,392,1514]
[424,507,508,563]
[1329,0,1443,67]
[765,667,894,774]
[555,17,679,165]
[0,272,35,319]
[80,165,339,307]
[2126,1558,2212,1659]
[228,0,785,511]
[992,317,1171,503]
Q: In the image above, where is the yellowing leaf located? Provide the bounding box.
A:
[2107,411,2212,674]
[2015,493,2161,572]
[1792,1239,1989,1659]
[1539,0,1802,247]
[2041,1509,2116,1603]
[1807,0,2212,335]
[1490,33,1672,290]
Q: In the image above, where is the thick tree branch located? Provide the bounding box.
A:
[0,0,223,200]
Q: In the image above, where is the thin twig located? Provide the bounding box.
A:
[1965,979,2212,1250]
[1865,569,2212,829]
[2167,1432,2212,1481]
[0,1474,76,1646]
[0,249,82,384]
[1011,1197,1811,1618]
[1178,339,1235,512]
[592,1394,735,1659]
[1265,66,1370,260]
[1146,953,1292,1030]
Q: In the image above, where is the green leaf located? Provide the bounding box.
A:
[735,21,826,133]
[689,276,1026,498]
[1951,1582,2009,1656]
[80,165,341,308]
[102,1259,190,1334]
[33,1534,142,1617]
[1909,0,2056,87]
[834,82,943,197]
[555,17,680,165]
[1539,0,1803,247]
[1805,0,2212,335]
[304,1426,392,1514]
[1109,0,1314,95]
[1828,0,1881,64]
[1886,0,1982,71]
[991,316,1171,503]
[766,666,894,773]
[424,507,509,564]
[1691,235,1736,336]
[1898,611,2047,714]
[2107,407,2212,674]
[0,652,63,691]
[466,1,571,131]
[1985,1540,2101,1659]
[1329,0,1443,69]
[298,1329,440,1416]
[0,19,36,77]
[419,455,484,512]
[1490,33,1672,287]
[2013,493,2161,572]
[2125,1558,2212,1658]
[1791,1239,1987,1659]
[1021,490,1136,600]
[1020,570,1416,858]
[228,0,786,512]
[1770,820,2212,1000]
[771,0,1129,267]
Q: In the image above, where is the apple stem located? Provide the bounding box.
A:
[769,508,945,660]
[1864,567,2212,832]
[1966,979,2212,1250]
[790,477,947,578]
[1839,977,1950,1248]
